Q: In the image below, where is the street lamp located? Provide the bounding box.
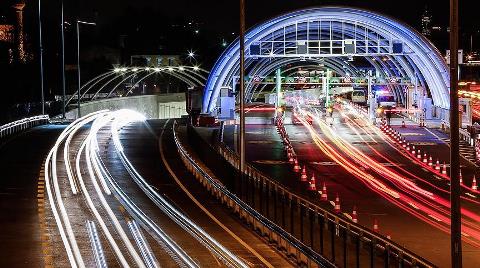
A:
[187,50,196,65]
[37,0,45,115]
[76,20,96,118]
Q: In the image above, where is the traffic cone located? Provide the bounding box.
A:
[300,166,308,182]
[373,219,379,233]
[308,174,317,191]
[289,154,295,164]
[406,143,410,151]
[435,160,441,170]
[428,156,433,167]
[402,120,406,128]
[334,194,341,213]
[293,159,301,172]
[442,162,447,175]
[472,176,478,191]
[402,139,407,148]
[411,145,416,154]
[352,206,358,223]
[417,150,421,159]
[321,183,328,201]
[423,153,428,163]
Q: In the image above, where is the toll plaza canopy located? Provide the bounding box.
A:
[202,7,449,114]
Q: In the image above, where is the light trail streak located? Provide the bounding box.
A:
[45,112,106,268]
[90,123,199,268]
[76,113,146,268]
[109,110,248,268]
[295,105,480,247]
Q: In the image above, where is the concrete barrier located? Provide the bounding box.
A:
[66,93,186,119]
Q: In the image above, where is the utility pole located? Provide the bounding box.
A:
[449,0,462,267]
[239,0,246,196]
[37,0,45,114]
[76,21,81,118]
[61,0,66,119]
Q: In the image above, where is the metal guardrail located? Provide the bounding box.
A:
[173,122,335,268]
[214,128,434,268]
[0,115,49,139]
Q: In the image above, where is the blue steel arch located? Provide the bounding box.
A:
[203,7,449,114]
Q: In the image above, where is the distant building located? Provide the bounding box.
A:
[0,1,30,64]
[421,7,432,37]
[130,55,183,67]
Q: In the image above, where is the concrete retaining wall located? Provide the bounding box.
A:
[65,93,186,119]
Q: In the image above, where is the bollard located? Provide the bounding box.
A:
[472,176,478,191]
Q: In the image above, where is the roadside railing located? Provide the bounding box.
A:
[214,128,434,268]
[173,122,336,268]
[0,115,49,139]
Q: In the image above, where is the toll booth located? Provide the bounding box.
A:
[459,98,472,127]
[218,86,235,119]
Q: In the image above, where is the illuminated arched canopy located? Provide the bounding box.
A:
[203,7,449,113]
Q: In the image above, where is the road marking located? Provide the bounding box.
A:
[247,140,273,144]
[408,202,419,210]
[311,161,338,166]
[409,142,437,146]
[253,160,288,165]
[400,133,425,136]
[466,193,477,199]
[428,214,442,222]
[38,160,53,268]
[160,121,275,268]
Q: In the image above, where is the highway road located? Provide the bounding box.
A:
[0,125,65,267]
[0,111,293,267]
[222,107,480,267]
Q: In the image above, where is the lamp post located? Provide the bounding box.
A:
[76,20,96,118]
[61,0,66,119]
[239,0,246,198]
[449,0,462,267]
[37,0,45,115]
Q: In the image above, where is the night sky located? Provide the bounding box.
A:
[0,0,478,120]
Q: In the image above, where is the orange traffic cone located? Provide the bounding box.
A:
[435,160,440,170]
[373,218,379,233]
[411,145,416,154]
[402,120,406,128]
[406,143,410,151]
[472,176,478,191]
[423,153,428,163]
[289,154,295,164]
[308,174,317,191]
[300,166,308,182]
[442,162,447,175]
[293,159,301,172]
[417,150,421,159]
[321,183,328,201]
[428,156,433,167]
[352,206,358,223]
[334,194,341,213]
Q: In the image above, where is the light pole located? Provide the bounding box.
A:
[61,0,66,119]
[76,20,96,118]
[449,0,462,267]
[37,0,45,115]
[239,0,246,197]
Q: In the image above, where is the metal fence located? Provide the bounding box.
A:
[0,115,49,139]
[213,128,434,268]
[173,121,336,268]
